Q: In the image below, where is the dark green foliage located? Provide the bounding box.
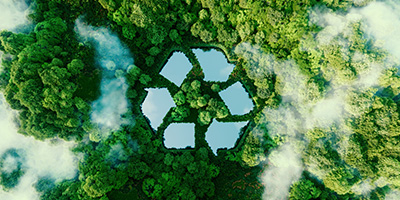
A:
[198,110,212,125]
[0,1,97,140]
[4,0,400,200]
[169,78,233,127]
[0,31,35,55]
[173,90,186,106]
[290,179,321,200]
[345,96,400,187]
[35,177,56,193]
[0,149,25,190]
[67,59,84,76]
[172,106,190,121]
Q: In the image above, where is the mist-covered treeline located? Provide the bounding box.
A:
[1,0,400,199]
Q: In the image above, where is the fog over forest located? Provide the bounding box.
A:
[75,18,133,140]
[0,96,77,200]
[0,2,78,200]
[235,1,400,199]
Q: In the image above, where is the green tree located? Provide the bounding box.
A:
[197,95,209,107]
[198,110,212,125]
[191,80,201,91]
[143,178,163,199]
[173,91,186,106]
[0,31,35,55]
[169,29,182,44]
[172,106,190,121]
[290,179,321,200]
[34,17,67,45]
[0,149,25,190]
[67,59,84,76]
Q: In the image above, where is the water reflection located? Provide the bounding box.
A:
[220,82,253,115]
[142,88,174,130]
[164,123,195,148]
[160,52,192,86]
[193,49,234,81]
[158,49,252,152]
[206,121,247,154]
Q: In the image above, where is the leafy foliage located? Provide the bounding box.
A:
[2,0,400,199]
[0,149,25,190]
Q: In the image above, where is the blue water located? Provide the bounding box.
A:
[220,82,253,115]
[160,52,192,86]
[151,49,252,152]
[206,121,247,154]
[142,88,175,130]
[164,123,195,148]
[193,49,234,81]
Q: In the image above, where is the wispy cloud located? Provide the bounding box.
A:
[0,95,78,200]
[0,0,32,32]
[235,14,390,196]
[261,144,303,200]
[256,1,400,198]
[0,1,77,199]
[385,189,400,200]
[75,18,134,140]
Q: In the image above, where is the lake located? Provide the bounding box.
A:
[142,88,175,130]
[149,49,252,153]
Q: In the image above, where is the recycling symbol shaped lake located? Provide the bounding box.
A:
[142,49,254,154]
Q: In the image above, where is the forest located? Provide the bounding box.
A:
[0,0,400,199]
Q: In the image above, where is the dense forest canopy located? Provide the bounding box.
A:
[1,0,400,199]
